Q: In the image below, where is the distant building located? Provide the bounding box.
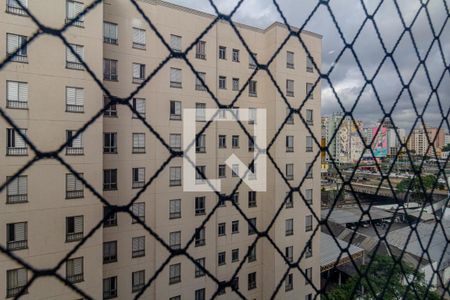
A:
[407,125,446,156]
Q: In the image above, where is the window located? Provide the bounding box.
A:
[196,103,206,121]
[286,164,294,181]
[219,76,226,89]
[131,98,146,118]
[6,222,27,250]
[103,58,118,81]
[286,219,294,236]
[285,246,293,263]
[286,79,294,97]
[219,46,226,59]
[232,49,240,62]
[6,81,28,109]
[305,267,312,285]
[104,96,117,117]
[66,130,83,155]
[66,44,84,70]
[195,228,205,247]
[66,0,84,26]
[306,56,314,72]
[232,78,240,91]
[305,189,313,205]
[285,192,293,208]
[132,133,145,153]
[249,80,257,97]
[196,134,206,153]
[66,257,83,283]
[231,164,239,177]
[132,27,146,49]
[131,202,145,223]
[103,22,118,44]
[132,63,145,84]
[103,169,117,190]
[305,241,313,258]
[231,135,240,149]
[170,134,182,151]
[248,218,256,235]
[169,263,181,284]
[132,167,145,189]
[195,288,205,300]
[218,251,226,266]
[248,272,256,290]
[248,136,255,152]
[169,167,182,186]
[7,128,27,156]
[305,294,313,300]
[195,72,206,91]
[195,196,205,215]
[170,100,182,120]
[305,215,313,232]
[286,108,294,124]
[249,53,257,69]
[103,276,117,299]
[103,241,117,263]
[103,206,117,227]
[218,223,226,236]
[169,199,181,219]
[231,277,239,290]
[232,192,239,205]
[196,40,206,59]
[6,175,27,204]
[6,268,27,298]
[65,86,84,112]
[248,191,257,208]
[103,133,117,154]
[66,216,83,242]
[285,273,293,291]
[306,82,314,99]
[132,270,145,293]
[218,135,226,148]
[132,236,145,258]
[286,136,294,152]
[169,231,181,250]
[170,34,182,52]
[248,245,256,262]
[248,108,257,124]
[195,258,205,277]
[6,0,28,15]
[232,249,239,262]
[66,173,84,199]
[306,136,313,152]
[7,33,28,63]
[218,164,226,178]
[287,51,294,69]
[232,220,239,234]
[306,109,314,125]
[306,163,313,179]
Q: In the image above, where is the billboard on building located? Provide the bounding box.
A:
[372,127,388,157]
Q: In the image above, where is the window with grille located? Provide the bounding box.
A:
[219,75,226,89]
[170,68,182,88]
[6,0,28,15]
[218,251,226,266]
[249,53,257,69]
[195,166,206,184]
[232,49,240,62]
[248,272,256,290]
[169,134,182,151]
[132,270,145,293]
[6,175,27,204]
[103,58,118,80]
[306,136,313,152]
[232,248,239,262]
[195,103,206,121]
[195,134,206,153]
[65,86,84,112]
[132,133,145,153]
[131,202,145,223]
[169,231,181,250]
[232,77,239,91]
[66,215,83,242]
[195,228,205,247]
[285,273,293,291]
[248,191,257,208]
[66,0,84,26]
[195,196,205,215]
[285,246,293,263]
[66,130,84,155]
[305,188,313,205]
[306,56,314,72]
[66,173,84,199]
[66,44,84,70]
[219,46,226,59]
[104,96,117,117]
[132,167,145,189]
[103,276,117,299]
[131,97,146,119]
[169,199,181,219]
[103,132,117,154]
[218,135,226,148]
[195,258,205,277]
[232,220,239,234]
[249,80,257,97]
[305,215,313,232]
[287,51,294,69]
[170,100,182,120]
[103,241,117,264]
[195,40,206,59]
[7,33,28,62]
[103,22,118,44]
[306,109,313,125]
[286,79,294,97]
[218,164,226,178]
[306,82,314,99]
[66,257,83,283]
[132,27,146,49]
[6,128,27,156]
[132,236,145,258]
[103,169,118,191]
[132,63,145,83]
[169,167,181,186]
[194,72,206,91]
[103,206,117,227]
[218,223,226,236]
[286,164,294,181]
[248,218,256,235]
[286,136,294,152]
[286,219,294,236]
[6,268,27,298]
[6,222,27,250]
[231,135,240,148]
[170,34,182,52]
[6,81,28,109]
[169,263,181,284]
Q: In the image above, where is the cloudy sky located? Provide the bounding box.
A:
[165,0,449,131]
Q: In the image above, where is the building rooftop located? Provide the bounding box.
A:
[322,206,394,224]
[320,233,365,273]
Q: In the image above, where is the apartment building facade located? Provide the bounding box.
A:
[1,0,322,299]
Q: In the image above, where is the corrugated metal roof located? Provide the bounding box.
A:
[320,233,365,269]
[322,206,394,224]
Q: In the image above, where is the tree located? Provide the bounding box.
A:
[327,255,440,300]
[443,144,450,152]
[396,175,438,201]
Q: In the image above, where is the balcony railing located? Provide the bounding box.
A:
[66,190,84,199]
[306,146,313,152]
[66,232,83,242]
[170,81,182,88]
[132,249,145,258]
[66,61,84,70]
[132,147,145,154]
[287,91,294,97]
[6,286,27,298]
[132,283,144,293]
[7,147,27,156]
[170,179,181,187]
[66,104,84,113]
[7,240,28,251]
[7,194,28,204]
[196,53,206,60]
[170,113,181,120]
[103,290,117,299]
[67,273,84,283]
[287,62,294,69]
[132,77,144,84]
[103,255,117,264]
[132,181,145,189]
[10,54,28,63]
[169,276,181,284]
[169,212,181,219]
[65,18,84,27]
[6,5,27,16]
[104,147,117,154]
[66,147,84,155]
[104,37,118,45]
[133,42,146,50]
[7,100,28,109]
[195,84,206,91]
[104,74,118,81]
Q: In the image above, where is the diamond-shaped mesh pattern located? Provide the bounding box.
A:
[0,0,449,299]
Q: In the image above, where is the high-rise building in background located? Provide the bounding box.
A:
[0,0,322,299]
[407,125,445,157]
